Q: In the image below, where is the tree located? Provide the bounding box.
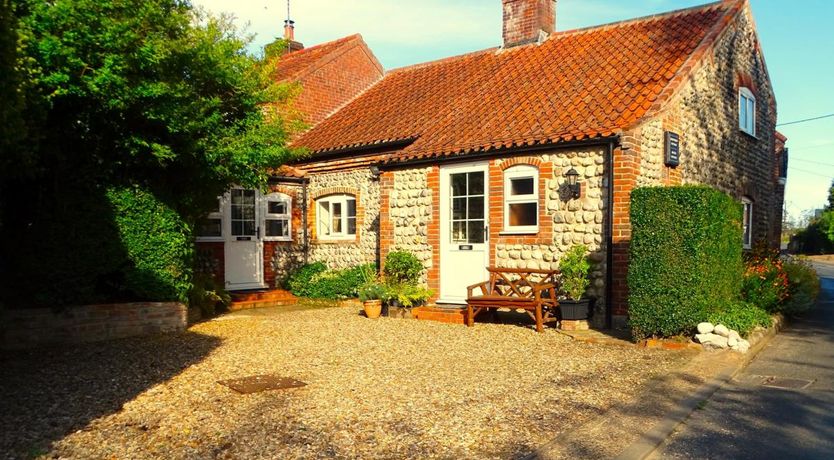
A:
[1,0,302,306]
[827,180,834,210]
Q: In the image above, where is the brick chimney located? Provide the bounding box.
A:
[502,0,556,48]
[283,19,304,53]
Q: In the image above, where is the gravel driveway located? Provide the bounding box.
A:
[1,304,692,459]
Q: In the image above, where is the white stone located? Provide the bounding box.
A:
[728,330,741,342]
[737,339,750,354]
[695,333,729,349]
[714,324,730,337]
[728,336,738,347]
[697,322,714,334]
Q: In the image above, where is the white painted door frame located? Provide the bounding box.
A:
[223,187,266,291]
[438,161,490,304]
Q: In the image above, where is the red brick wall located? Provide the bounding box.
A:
[502,0,555,47]
[294,41,383,127]
[1,302,187,349]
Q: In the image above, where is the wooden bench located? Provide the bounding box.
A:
[466,267,559,333]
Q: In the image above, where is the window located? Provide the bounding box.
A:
[196,197,223,241]
[317,194,357,240]
[450,171,486,243]
[742,197,753,249]
[739,87,756,136]
[503,165,539,233]
[264,193,292,241]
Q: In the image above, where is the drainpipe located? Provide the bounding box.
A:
[302,180,309,265]
[604,139,617,330]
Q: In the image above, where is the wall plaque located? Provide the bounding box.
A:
[665,131,681,167]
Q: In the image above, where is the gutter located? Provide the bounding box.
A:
[375,137,619,170]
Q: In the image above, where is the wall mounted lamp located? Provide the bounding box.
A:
[565,168,581,199]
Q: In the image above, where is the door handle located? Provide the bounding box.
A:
[484,225,489,242]
[256,226,260,239]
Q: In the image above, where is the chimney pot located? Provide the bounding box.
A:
[502,0,556,48]
[284,19,295,41]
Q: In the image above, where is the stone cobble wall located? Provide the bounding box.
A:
[636,5,779,245]
[1,302,187,350]
[271,168,380,285]
[491,149,608,322]
[389,168,433,284]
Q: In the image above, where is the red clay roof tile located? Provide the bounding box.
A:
[295,1,740,163]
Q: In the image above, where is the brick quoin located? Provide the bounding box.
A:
[610,142,640,318]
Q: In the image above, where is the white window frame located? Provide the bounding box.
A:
[317,194,357,241]
[742,197,753,249]
[503,165,539,234]
[263,192,292,242]
[195,196,224,242]
[739,87,756,136]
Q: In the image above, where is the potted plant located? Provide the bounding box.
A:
[385,282,433,318]
[559,244,592,321]
[359,282,386,319]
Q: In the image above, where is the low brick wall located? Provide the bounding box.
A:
[1,302,187,350]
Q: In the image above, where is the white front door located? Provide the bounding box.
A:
[224,188,265,290]
[439,162,490,304]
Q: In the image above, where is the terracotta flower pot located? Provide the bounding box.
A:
[363,299,382,319]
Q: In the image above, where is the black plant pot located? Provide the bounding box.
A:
[560,299,590,320]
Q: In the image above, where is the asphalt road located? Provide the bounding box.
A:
[650,261,834,460]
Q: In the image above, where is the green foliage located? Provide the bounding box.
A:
[1,0,302,308]
[358,282,386,302]
[287,263,376,300]
[742,248,789,313]
[707,302,771,337]
[559,245,591,300]
[188,273,231,318]
[107,186,194,302]
[628,186,744,340]
[794,211,834,254]
[9,0,298,210]
[383,250,424,284]
[384,282,434,308]
[4,185,193,307]
[286,262,327,296]
[781,256,820,315]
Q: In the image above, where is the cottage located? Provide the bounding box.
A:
[196,0,786,328]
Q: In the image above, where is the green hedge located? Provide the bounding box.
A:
[628,186,743,339]
[287,262,376,299]
[107,186,193,302]
[2,184,193,307]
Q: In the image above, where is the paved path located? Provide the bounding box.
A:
[650,262,834,460]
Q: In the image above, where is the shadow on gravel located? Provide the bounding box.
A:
[0,331,220,458]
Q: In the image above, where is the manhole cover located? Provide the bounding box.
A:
[218,375,306,394]
[760,376,814,390]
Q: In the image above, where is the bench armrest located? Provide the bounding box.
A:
[467,281,490,298]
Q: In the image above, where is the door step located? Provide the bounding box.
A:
[412,306,468,325]
[229,289,297,311]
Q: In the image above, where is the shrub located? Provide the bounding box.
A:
[383,250,423,284]
[3,184,193,307]
[287,262,376,299]
[384,282,434,307]
[706,302,772,337]
[781,256,820,315]
[358,282,386,302]
[559,245,591,300]
[629,186,743,340]
[286,262,327,297]
[742,247,789,313]
[188,274,231,318]
[107,186,194,302]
